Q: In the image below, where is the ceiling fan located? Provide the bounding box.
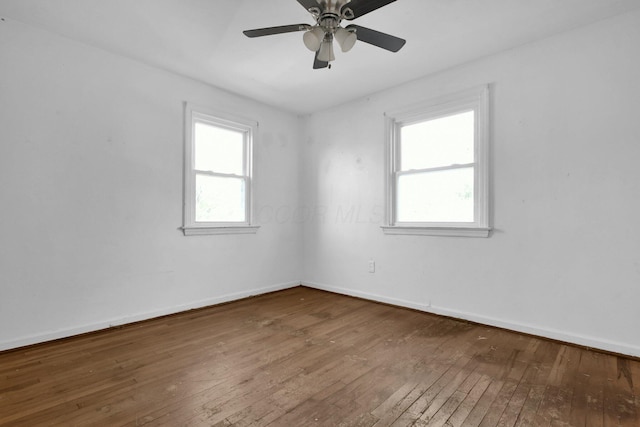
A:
[243,0,406,69]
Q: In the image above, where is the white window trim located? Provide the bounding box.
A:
[182,103,259,236]
[382,85,491,238]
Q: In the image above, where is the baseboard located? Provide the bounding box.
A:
[304,281,433,313]
[302,281,640,358]
[0,281,300,352]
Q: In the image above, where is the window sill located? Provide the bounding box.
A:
[381,226,491,238]
[182,225,260,236]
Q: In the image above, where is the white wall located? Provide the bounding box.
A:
[301,9,640,357]
[0,19,302,350]
[3,9,640,358]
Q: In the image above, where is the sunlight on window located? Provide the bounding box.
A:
[183,105,256,233]
[195,175,246,222]
[384,85,489,235]
[397,168,474,223]
[400,111,474,170]
[194,122,244,175]
[396,110,476,223]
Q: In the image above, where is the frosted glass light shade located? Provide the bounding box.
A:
[335,27,357,52]
[317,39,335,62]
[303,27,325,51]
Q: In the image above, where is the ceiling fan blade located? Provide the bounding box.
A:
[313,50,329,69]
[296,0,320,12]
[342,0,397,20]
[346,24,405,52]
[243,24,309,38]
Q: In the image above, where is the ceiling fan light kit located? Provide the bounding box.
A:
[243,0,405,69]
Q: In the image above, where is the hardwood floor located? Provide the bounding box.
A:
[1,287,638,426]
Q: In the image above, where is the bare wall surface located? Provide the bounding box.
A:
[0,19,302,350]
[2,9,640,357]
[301,10,640,357]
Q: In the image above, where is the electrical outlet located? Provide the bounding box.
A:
[368,259,375,273]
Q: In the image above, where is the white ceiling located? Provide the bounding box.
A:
[1,0,639,114]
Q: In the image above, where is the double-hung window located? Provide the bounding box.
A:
[182,104,258,235]
[383,85,491,237]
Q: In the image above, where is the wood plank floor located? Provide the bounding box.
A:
[1,287,638,426]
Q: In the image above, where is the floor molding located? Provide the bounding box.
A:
[302,281,640,358]
[0,281,300,352]
[5,279,639,359]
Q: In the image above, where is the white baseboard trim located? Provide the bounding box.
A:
[302,281,640,358]
[0,281,300,352]
[304,281,432,313]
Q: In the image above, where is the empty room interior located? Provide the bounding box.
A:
[1,0,640,425]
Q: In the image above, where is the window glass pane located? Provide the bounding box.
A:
[195,174,246,222]
[400,111,474,171]
[397,167,474,223]
[194,122,244,175]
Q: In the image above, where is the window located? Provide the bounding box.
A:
[182,104,259,235]
[383,85,491,237]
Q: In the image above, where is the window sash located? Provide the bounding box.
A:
[396,162,475,176]
[193,118,248,176]
[384,85,490,235]
[183,104,257,234]
[392,120,479,226]
[193,173,249,223]
[394,166,476,225]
